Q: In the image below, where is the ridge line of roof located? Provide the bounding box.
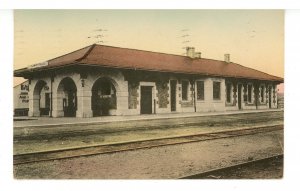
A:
[92,44,224,62]
[40,43,234,68]
[75,44,96,62]
[47,44,94,62]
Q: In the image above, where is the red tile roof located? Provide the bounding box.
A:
[15,44,283,82]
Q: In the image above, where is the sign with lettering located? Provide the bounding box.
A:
[19,92,29,103]
[21,84,29,91]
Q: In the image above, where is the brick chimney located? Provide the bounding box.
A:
[224,54,230,63]
[186,47,195,58]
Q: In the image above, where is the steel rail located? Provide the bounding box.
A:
[179,154,283,179]
[14,124,283,165]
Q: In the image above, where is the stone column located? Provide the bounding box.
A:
[273,85,278,108]
[52,94,64,117]
[28,94,40,117]
[116,90,129,115]
[76,87,93,118]
[50,76,65,117]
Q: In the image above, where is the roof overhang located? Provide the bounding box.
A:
[14,62,283,84]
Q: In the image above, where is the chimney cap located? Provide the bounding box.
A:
[186,46,195,50]
[186,47,195,58]
[224,54,230,63]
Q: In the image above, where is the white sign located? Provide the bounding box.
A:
[28,61,48,69]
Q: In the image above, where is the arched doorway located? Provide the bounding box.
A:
[92,78,117,116]
[33,80,50,116]
[57,77,77,117]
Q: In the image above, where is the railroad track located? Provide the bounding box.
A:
[14,124,283,165]
[180,154,283,179]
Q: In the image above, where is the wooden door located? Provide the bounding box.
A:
[140,86,152,114]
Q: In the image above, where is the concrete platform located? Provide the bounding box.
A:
[14,109,283,128]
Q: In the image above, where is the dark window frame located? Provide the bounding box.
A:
[247,84,253,103]
[181,80,189,101]
[196,81,205,100]
[260,85,265,102]
[213,81,221,100]
[226,83,232,103]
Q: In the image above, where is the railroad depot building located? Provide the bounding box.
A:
[14,44,283,118]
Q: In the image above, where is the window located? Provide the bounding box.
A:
[226,83,231,103]
[182,80,188,101]
[196,81,204,100]
[243,84,248,102]
[213,81,221,100]
[247,84,252,103]
[260,86,265,102]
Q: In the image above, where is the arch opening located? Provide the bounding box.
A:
[33,80,50,116]
[92,77,117,116]
[57,77,77,117]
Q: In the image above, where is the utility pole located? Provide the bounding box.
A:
[180,29,192,55]
[87,25,109,45]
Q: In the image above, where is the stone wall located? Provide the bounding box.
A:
[224,79,279,111]
[26,66,280,118]
[128,81,139,109]
[155,80,169,108]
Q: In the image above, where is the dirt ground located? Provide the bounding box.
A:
[14,129,283,179]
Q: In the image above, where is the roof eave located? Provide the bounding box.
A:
[13,62,78,77]
[14,62,284,83]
